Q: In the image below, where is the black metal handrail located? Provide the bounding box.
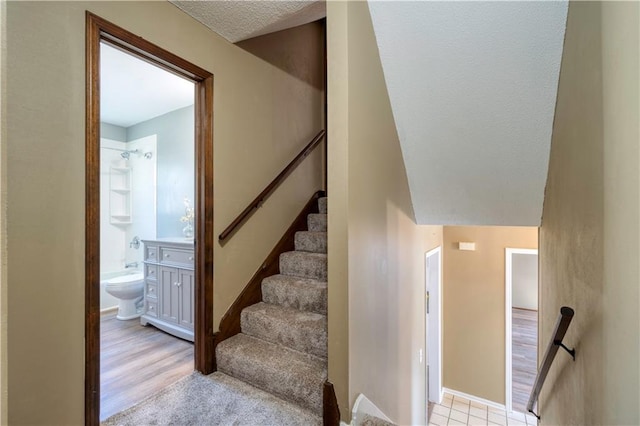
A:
[527,306,576,419]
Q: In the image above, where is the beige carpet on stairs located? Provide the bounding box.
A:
[215,196,328,415]
[102,371,321,426]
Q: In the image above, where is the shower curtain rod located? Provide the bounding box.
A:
[101,147,139,154]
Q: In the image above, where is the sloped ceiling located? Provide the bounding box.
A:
[368,1,568,226]
[170,0,326,43]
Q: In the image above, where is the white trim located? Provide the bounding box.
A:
[426,246,443,405]
[351,394,392,425]
[100,306,118,314]
[442,387,506,411]
[505,248,538,413]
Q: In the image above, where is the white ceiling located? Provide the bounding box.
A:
[368,1,568,226]
[170,0,326,43]
[100,43,194,128]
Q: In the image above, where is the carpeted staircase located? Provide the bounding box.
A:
[216,196,328,417]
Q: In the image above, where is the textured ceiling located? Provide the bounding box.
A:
[170,0,326,43]
[368,1,568,226]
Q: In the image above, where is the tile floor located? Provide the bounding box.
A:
[429,393,538,426]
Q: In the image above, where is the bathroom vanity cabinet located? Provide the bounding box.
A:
[141,239,194,342]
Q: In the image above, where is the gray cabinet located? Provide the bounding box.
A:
[141,239,194,341]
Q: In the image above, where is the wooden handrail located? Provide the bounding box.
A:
[527,306,576,419]
[218,130,326,243]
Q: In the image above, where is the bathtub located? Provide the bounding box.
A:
[100,269,142,311]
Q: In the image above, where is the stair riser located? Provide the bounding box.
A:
[280,253,327,281]
[241,310,327,359]
[262,279,327,315]
[318,197,327,214]
[295,232,327,254]
[307,214,327,232]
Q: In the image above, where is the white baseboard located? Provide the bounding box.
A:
[100,306,118,314]
[442,387,506,411]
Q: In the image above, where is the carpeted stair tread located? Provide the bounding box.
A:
[307,213,327,232]
[262,274,327,314]
[318,197,327,214]
[359,413,396,426]
[280,251,327,280]
[216,333,327,415]
[241,302,327,358]
[295,231,327,253]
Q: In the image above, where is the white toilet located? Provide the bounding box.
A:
[105,273,145,320]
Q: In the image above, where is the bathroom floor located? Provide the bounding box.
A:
[100,311,194,421]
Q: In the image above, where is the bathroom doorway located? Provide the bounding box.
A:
[86,13,213,425]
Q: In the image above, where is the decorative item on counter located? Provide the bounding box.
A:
[181,197,195,240]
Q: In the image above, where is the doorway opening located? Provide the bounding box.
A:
[426,246,443,406]
[505,248,539,414]
[99,41,195,420]
[86,13,213,426]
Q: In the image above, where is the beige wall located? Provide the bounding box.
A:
[236,20,327,190]
[539,1,639,424]
[443,226,538,404]
[236,21,325,91]
[4,1,322,423]
[327,0,350,421]
[0,1,6,423]
[328,2,443,424]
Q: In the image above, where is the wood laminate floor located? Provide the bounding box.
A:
[100,311,194,421]
[512,308,537,414]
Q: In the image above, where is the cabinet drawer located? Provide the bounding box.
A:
[145,246,158,263]
[146,300,158,317]
[160,247,194,267]
[145,264,158,280]
[145,282,157,300]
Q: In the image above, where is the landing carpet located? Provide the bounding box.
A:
[102,371,321,426]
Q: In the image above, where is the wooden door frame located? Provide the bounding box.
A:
[85,12,214,425]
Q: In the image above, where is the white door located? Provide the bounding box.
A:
[426,247,442,404]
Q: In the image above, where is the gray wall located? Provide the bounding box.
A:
[127,105,194,238]
[100,122,127,141]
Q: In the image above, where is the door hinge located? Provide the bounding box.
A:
[426,291,430,314]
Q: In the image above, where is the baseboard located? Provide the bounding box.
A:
[100,306,118,314]
[442,387,506,411]
[351,393,392,425]
[323,381,340,426]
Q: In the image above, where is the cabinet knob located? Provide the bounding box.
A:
[165,254,170,258]
[174,282,182,287]
[189,256,194,261]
